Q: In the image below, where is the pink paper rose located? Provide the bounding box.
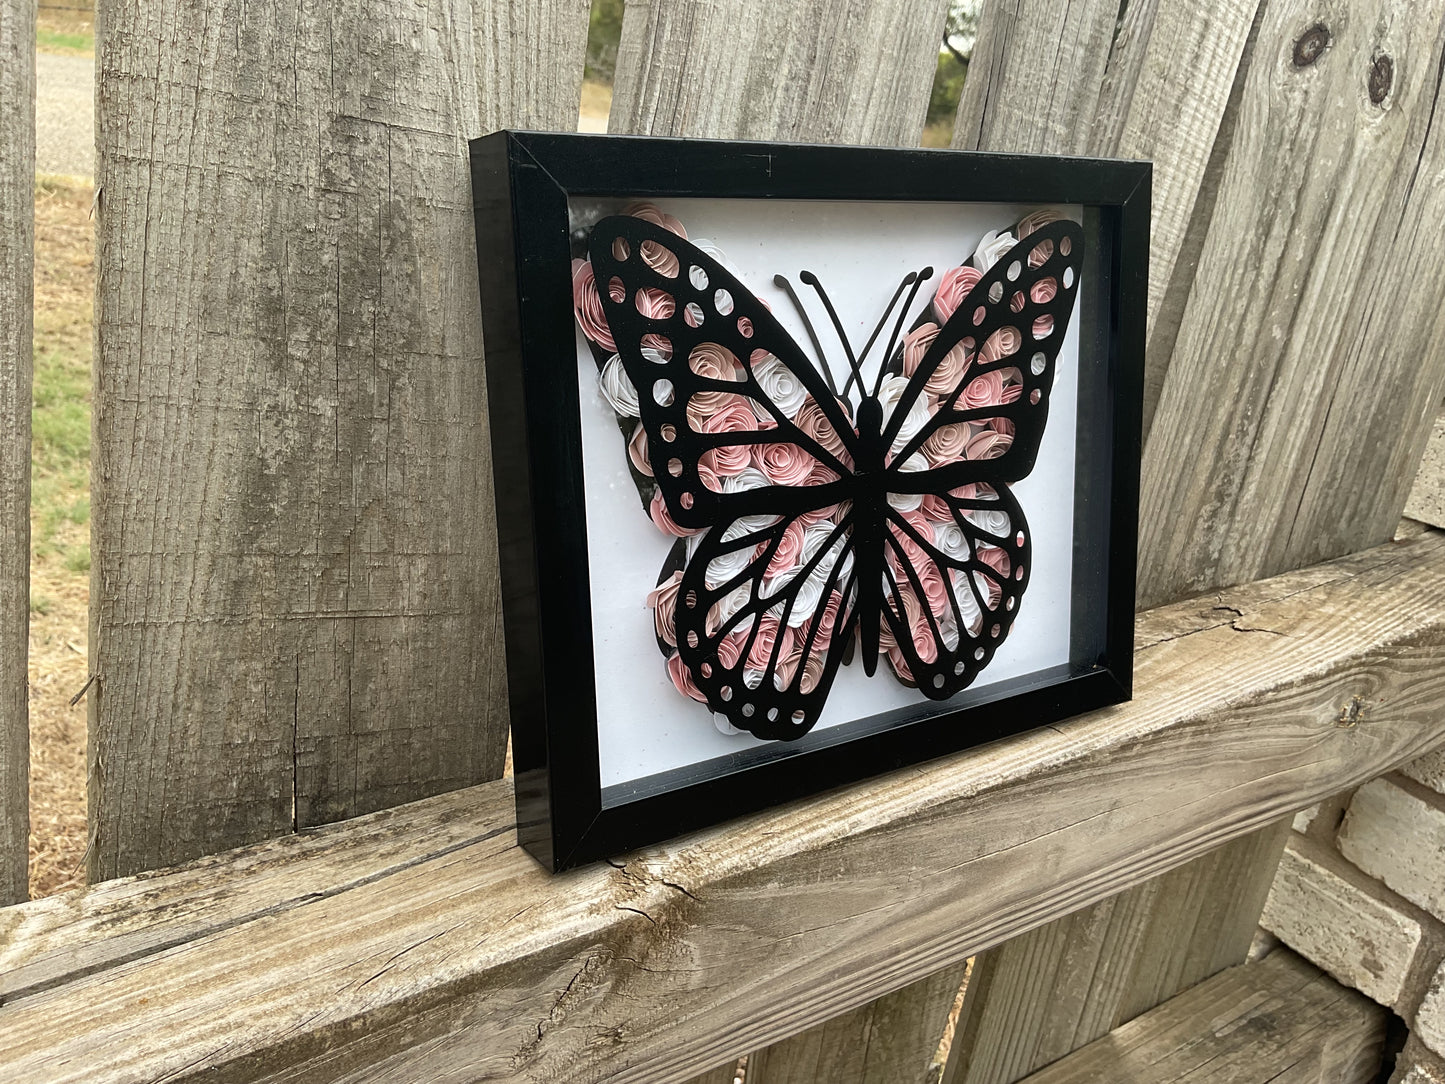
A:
[762,520,806,578]
[754,442,818,487]
[625,202,688,238]
[649,487,701,537]
[924,341,975,399]
[628,421,653,477]
[572,259,615,350]
[902,322,940,376]
[667,651,706,702]
[794,397,851,461]
[746,614,794,672]
[922,422,970,466]
[646,571,684,647]
[965,429,1013,461]
[980,326,1022,363]
[635,287,675,320]
[933,265,983,323]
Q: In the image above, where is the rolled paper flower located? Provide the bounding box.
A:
[755,442,817,487]
[963,370,1006,410]
[794,397,850,460]
[639,239,680,279]
[887,645,914,683]
[635,287,675,320]
[641,332,673,360]
[965,428,1012,461]
[878,374,932,454]
[977,543,1013,580]
[1031,277,1058,304]
[972,568,1003,609]
[980,326,1022,363]
[700,445,750,480]
[923,422,970,466]
[649,487,700,538]
[571,259,615,350]
[972,229,1016,273]
[782,562,826,627]
[951,571,984,633]
[1015,208,1061,238]
[625,202,688,238]
[1032,314,1055,339]
[965,506,1011,537]
[902,322,940,376]
[690,238,743,281]
[667,651,707,702]
[695,460,722,498]
[749,354,808,421]
[763,520,807,578]
[924,341,975,399]
[746,613,794,672]
[886,448,929,513]
[796,649,827,694]
[909,606,940,665]
[599,354,640,417]
[736,316,754,338]
[705,400,763,436]
[920,492,953,522]
[646,571,684,647]
[715,629,747,670]
[933,518,970,561]
[722,465,770,494]
[690,342,744,382]
[627,421,653,476]
[708,586,751,634]
[933,266,982,323]
[991,417,1016,438]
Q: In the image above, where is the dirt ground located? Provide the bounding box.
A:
[27,176,93,898]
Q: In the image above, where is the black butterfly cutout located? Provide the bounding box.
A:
[587,214,1084,740]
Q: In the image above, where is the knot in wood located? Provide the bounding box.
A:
[1368,54,1394,104]
[1293,24,1331,67]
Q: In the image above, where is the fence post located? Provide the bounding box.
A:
[609,2,967,1079]
[0,0,35,905]
[88,0,590,880]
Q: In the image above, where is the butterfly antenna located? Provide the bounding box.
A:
[773,274,839,396]
[800,271,866,398]
[870,266,933,399]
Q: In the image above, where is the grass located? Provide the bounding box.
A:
[36,12,95,56]
[28,174,94,898]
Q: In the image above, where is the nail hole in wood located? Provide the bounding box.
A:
[1293,24,1330,67]
[1368,54,1394,104]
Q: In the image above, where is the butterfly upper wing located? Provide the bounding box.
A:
[881,220,1085,492]
[878,485,1028,698]
[588,215,860,529]
[676,505,861,738]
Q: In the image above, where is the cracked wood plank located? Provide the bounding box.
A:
[0,0,34,905]
[952,0,1260,438]
[89,0,589,879]
[1139,0,1445,609]
[942,818,1293,1084]
[1,532,1443,1082]
[608,0,948,144]
[1014,949,1386,1083]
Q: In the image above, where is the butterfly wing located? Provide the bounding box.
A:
[881,219,1085,490]
[676,506,861,739]
[874,220,1083,696]
[588,215,860,529]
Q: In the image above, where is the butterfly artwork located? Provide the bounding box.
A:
[570,203,1084,743]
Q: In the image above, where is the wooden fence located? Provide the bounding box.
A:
[2,0,1445,1079]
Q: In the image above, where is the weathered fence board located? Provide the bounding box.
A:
[0,0,34,906]
[89,0,589,880]
[745,961,967,1084]
[942,818,1292,1084]
[609,0,947,144]
[3,533,1444,1082]
[953,0,1260,437]
[608,4,952,1073]
[1406,410,1445,528]
[1139,0,1445,608]
[1014,950,1387,1084]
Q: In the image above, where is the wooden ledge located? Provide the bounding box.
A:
[3,531,1445,1082]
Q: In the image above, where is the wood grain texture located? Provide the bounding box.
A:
[2,534,1444,1083]
[1405,410,1445,528]
[953,0,1260,436]
[0,0,34,906]
[608,0,948,144]
[1138,0,1445,607]
[746,962,967,1084]
[89,0,589,880]
[942,819,1293,1084]
[1015,950,1388,1084]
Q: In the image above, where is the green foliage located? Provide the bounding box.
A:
[35,27,95,55]
[585,0,624,83]
[927,51,968,126]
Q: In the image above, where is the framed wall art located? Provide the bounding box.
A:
[471,131,1149,872]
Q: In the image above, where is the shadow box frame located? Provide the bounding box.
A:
[470,130,1150,872]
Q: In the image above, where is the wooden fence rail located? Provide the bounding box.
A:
[0,0,35,907]
[3,533,1445,1081]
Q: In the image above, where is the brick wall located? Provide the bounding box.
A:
[1263,765,1445,1083]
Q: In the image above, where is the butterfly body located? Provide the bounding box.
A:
[586,212,1084,741]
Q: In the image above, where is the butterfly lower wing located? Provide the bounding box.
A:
[588,215,860,529]
[883,220,1085,490]
[878,484,1029,696]
[675,507,861,739]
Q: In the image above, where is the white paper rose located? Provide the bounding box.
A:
[691,238,744,281]
[722,466,771,494]
[934,520,970,560]
[877,375,933,458]
[965,507,1012,538]
[599,353,639,417]
[706,524,758,589]
[885,445,929,512]
[749,354,808,421]
[971,229,1017,273]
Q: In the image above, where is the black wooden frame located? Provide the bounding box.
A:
[471,130,1150,872]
